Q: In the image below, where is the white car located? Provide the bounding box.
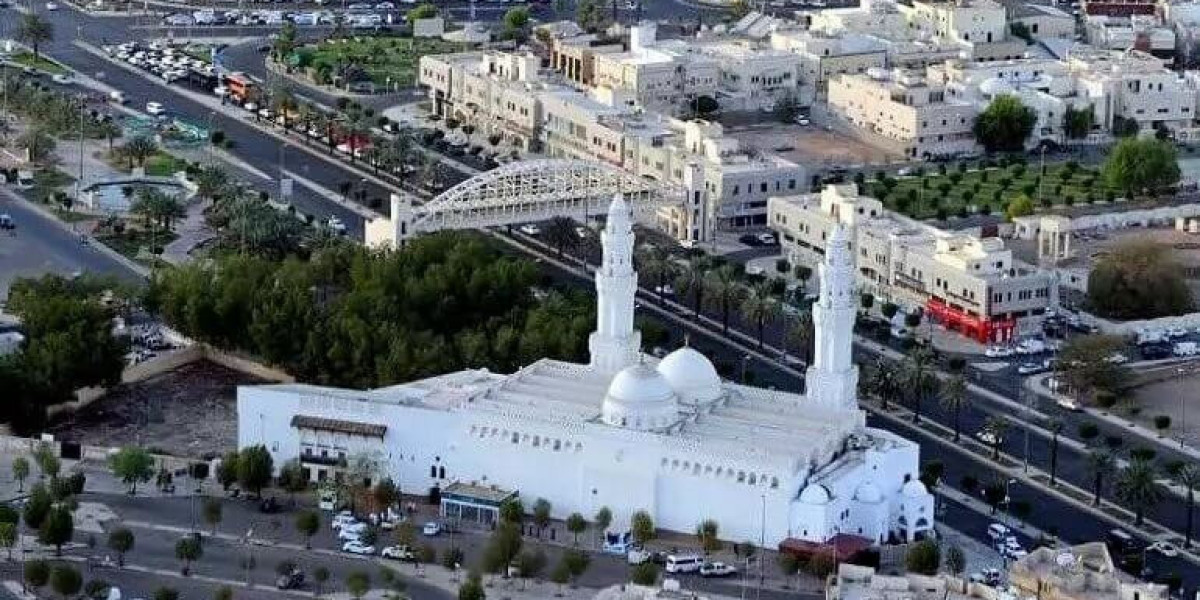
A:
[337,523,367,540]
[1148,541,1179,557]
[145,102,165,115]
[422,522,441,537]
[341,540,375,555]
[518,224,541,236]
[381,545,414,560]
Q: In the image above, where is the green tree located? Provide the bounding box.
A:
[16,13,54,61]
[1116,457,1162,526]
[695,519,720,554]
[630,562,658,586]
[12,457,30,492]
[26,560,51,590]
[565,513,587,545]
[1063,105,1095,139]
[905,540,941,575]
[704,265,743,333]
[1087,240,1192,320]
[458,572,485,600]
[1005,194,1035,221]
[939,371,970,442]
[944,545,966,576]
[902,347,938,424]
[0,522,16,561]
[1055,334,1130,400]
[346,570,370,600]
[175,536,203,575]
[216,451,240,491]
[50,565,82,600]
[631,510,655,544]
[406,2,437,23]
[532,498,552,538]
[236,445,274,498]
[107,528,135,566]
[203,498,223,534]
[295,510,320,549]
[39,505,74,556]
[973,95,1037,152]
[1102,137,1180,196]
[108,447,155,494]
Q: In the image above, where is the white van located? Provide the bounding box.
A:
[664,554,703,574]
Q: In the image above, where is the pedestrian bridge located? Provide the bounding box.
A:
[366,159,687,247]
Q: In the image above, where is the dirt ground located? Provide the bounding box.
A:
[47,360,265,458]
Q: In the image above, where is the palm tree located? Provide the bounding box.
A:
[862,356,902,410]
[1087,447,1117,507]
[741,282,778,349]
[542,217,579,257]
[901,347,938,424]
[704,265,743,334]
[16,14,53,62]
[639,247,677,304]
[1115,457,1162,526]
[1047,419,1064,487]
[939,372,969,442]
[981,415,1008,460]
[785,310,814,366]
[675,259,709,319]
[1169,462,1200,548]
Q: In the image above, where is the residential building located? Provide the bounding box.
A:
[769,185,1053,342]
[1085,15,1176,58]
[418,51,553,150]
[240,196,935,548]
[827,68,980,158]
[591,23,720,117]
[1008,542,1168,600]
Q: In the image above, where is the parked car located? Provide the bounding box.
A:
[1148,541,1179,557]
[381,545,415,561]
[276,568,304,590]
[341,540,375,555]
[699,562,737,578]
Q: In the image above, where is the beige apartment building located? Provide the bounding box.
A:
[827,68,980,158]
[769,185,1052,342]
[418,51,551,150]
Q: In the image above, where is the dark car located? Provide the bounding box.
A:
[259,497,280,513]
[276,569,304,590]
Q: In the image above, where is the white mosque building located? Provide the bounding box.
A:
[237,195,935,547]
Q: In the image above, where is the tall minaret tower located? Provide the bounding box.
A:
[589,195,642,374]
[805,225,859,411]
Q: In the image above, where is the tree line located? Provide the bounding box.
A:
[145,232,595,388]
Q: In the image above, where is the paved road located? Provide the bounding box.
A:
[0,189,144,299]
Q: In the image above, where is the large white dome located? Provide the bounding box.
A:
[602,364,679,431]
[657,346,722,404]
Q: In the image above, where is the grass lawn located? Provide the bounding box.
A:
[143,152,190,176]
[97,227,178,264]
[7,52,68,75]
[861,159,1125,219]
[299,37,466,88]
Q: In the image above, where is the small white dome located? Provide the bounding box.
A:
[657,347,722,404]
[800,484,831,505]
[602,364,679,431]
[854,481,883,504]
[902,480,929,498]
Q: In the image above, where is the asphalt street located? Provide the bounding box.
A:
[0,188,143,299]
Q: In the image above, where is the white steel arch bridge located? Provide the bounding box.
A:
[414,159,683,232]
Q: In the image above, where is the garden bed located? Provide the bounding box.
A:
[860,159,1124,220]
